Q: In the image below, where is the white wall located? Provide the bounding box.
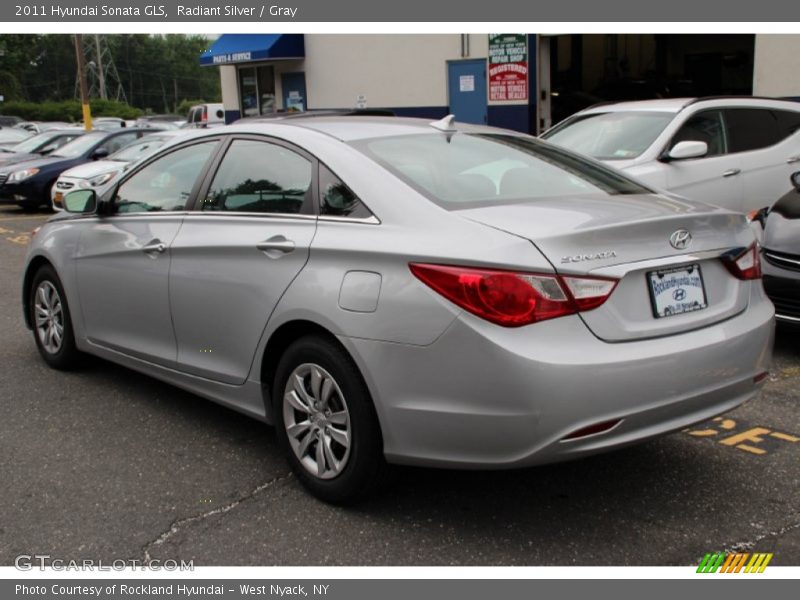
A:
[303,34,473,109]
[754,34,800,97]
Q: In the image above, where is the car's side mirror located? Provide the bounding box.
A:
[666,140,708,161]
[791,171,800,192]
[63,189,97,214]
[91,148,110,160]
[39,144,57,155]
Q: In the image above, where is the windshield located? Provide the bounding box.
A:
[542,111,674,160]
[108,136,169,162]
[351,133,650,210]
[10,131,79,154]
[52,132,107,158]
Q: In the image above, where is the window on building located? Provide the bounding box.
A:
[238,65,276,117]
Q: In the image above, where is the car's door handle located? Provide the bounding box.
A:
[142,240,166,255]
[722,168,741,177]
[256,236,295,257]
[787,156,800,164]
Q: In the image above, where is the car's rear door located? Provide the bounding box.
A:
[168,136,318,384]
[74,139,221,367]
[724,107,800,212]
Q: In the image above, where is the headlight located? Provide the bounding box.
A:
[8,167,40,182]
[88,172,117,187]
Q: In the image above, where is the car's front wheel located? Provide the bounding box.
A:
[29,265,81,370]
[273,335,386,503]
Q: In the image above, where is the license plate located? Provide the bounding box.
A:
[647,264,708,319]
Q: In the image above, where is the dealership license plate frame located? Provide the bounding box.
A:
[647,263,708,319]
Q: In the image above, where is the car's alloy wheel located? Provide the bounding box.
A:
[34,280,64,354]
[29,265,81,370]
[282,363,352,479]
[273,335,386,503]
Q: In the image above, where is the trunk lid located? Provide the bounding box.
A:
[458,193,755,341]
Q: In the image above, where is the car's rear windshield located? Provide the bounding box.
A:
[351,132,650,210]
[51,131,106,158]
[542,111,674,160]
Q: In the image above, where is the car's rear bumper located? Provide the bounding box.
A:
[341,284,774,468]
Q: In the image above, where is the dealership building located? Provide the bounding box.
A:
[201,33,800,133]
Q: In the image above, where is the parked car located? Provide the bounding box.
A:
[89,117,127,130]
[541,97,800,213]
[51,131,185,210]
[760,172,800,326]
[14,121,72,134]
[0,127,33,148]
[26,116,773,502]
[186,103,225,128]
[0,128,159,210]
[0,128,85,169]
[0,115,24,128]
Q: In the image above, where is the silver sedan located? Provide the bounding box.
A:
[22,116,774,502]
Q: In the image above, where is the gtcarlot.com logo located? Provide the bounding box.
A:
[14,554,193,571]
[697,552,773,573]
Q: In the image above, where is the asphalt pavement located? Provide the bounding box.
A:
[0,205,797,566]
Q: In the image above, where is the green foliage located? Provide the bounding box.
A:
[0,99,142,122]
[0,34,221,114]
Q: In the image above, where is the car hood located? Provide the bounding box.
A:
[456,193,750,274]
[763,189,800,254]
[0,154,77,175]
[60,160,127,179]
[0,152,43,168]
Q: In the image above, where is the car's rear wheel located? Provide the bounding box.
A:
[30,265,81,370]
[273,335,386,503]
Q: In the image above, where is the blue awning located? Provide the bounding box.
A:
[200,34,305,66]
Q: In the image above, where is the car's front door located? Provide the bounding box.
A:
[74,140,220,366]
[663,109,744,209]
[168,137,318,384]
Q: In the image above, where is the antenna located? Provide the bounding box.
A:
[430,114,457,132]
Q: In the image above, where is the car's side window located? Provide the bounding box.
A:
[670,110,726,157]
[772,109,800,142]
[318,164,374,219]
[98,132,139,156]
[202,139,313,214]
[724,108,782,153]
[114,141,219,214]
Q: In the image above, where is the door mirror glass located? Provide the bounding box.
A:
[668,140,708,161]
[63,189,97,214]
[792,171,800,192]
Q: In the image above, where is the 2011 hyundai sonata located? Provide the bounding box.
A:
[22,115,774,503]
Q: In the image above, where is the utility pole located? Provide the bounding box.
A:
[94,34,107,100]
[74,34,92,131]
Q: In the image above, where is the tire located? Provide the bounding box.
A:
[273,334,387,503]
[29,265,82,370]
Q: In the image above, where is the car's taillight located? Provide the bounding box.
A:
[202,108,208,122]
[722,244,762,280]
[409,263,617,327]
